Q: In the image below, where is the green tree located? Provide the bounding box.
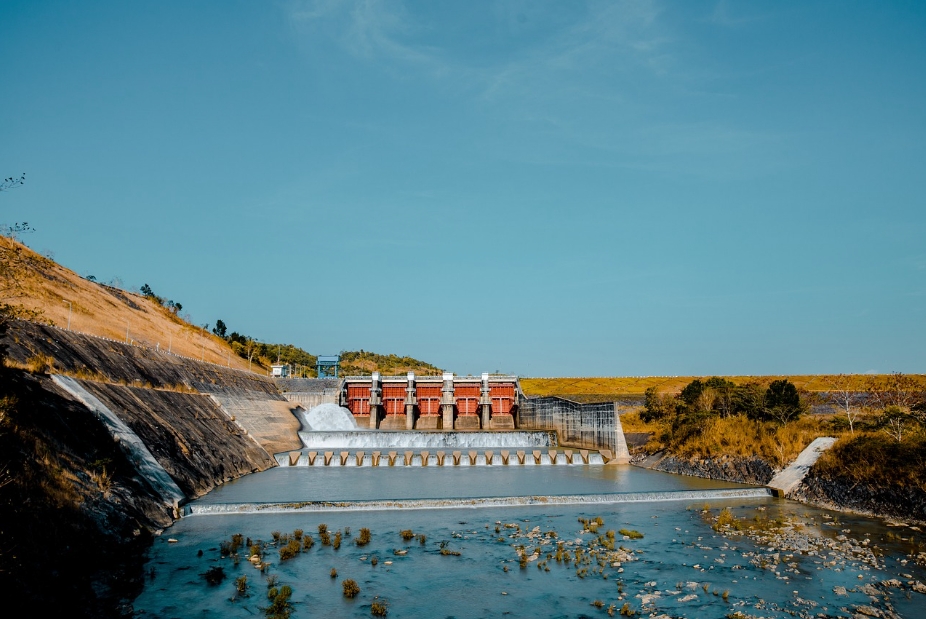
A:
[213,319,227,338]
[763,379,805,424]
[641,386,676,422]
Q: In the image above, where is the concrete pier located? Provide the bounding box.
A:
[768,437,837,497]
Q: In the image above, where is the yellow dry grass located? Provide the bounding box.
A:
[521,374,926,397]
[620,410,844,465]
[1,238,252,371]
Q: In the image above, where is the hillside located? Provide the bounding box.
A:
[0,237,252,370]
[521,374,926,402]
[0,238,443,376]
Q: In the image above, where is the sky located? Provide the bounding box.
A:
[1,1,924,377]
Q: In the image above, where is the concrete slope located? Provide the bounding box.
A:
[8,320,281,398]
[70,379,276,499]
[210,394,304,455]
[768,436,837,498]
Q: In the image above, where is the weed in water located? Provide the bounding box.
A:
[330,568,338,578]
[400,529,415,541]
[370,597,388,616]
[343,578,360,598]
[264,585,293,619]
[203,566,226,586]
[235,575,249,596]
[357,527,372,546]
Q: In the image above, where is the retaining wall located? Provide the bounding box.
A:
[519,396,622,452]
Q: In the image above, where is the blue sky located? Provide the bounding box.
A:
[1,1,924,376]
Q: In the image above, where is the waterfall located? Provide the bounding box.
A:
[297,430,555,450]
[185,487,773,515]
[297,403,361,431]
[52,375,185,506]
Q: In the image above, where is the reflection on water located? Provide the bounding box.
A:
[136,466,926,618]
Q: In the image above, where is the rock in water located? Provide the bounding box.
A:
[303,403,359,431]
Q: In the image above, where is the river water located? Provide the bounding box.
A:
[135,465,926,618]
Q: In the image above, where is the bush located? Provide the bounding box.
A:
[265,585,293,619]
[203,566,226,585]
[618,529,643,539]
[371,597,388,616]
[356,527,371,546]
[343,579,360,598]
[400,529,415,541]
[279,539,301,561]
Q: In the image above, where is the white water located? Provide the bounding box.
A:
[185,487,773,515]
[276,448,604,467]
[297,403,360,431]
[52,375,184,506]
[296,430,555,450]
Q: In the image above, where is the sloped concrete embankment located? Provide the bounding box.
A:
[57,377,277,499]
[7,320,303,453]
[7,320,280,397]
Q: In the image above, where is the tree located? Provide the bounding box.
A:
[732,382,765,419]
[641,386,676,422]
[213,319,227,338]
[879,406,915,443]
[763,379,805,424]
[866,372,923,412]
[826,374,863,433]
[0,173,25,193]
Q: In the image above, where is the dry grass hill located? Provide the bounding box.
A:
[1,237,250,370]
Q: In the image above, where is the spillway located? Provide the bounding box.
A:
[296,430,555,450]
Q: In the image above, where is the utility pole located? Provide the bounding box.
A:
[168,333,172,353]
[200,324,206,361]
[63,300,72,330]
[125,320,130,343]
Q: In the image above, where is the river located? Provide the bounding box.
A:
[134,464,926,618]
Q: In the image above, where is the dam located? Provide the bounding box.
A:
[338,372,520,430]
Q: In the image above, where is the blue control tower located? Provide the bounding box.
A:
[316,355,340,378]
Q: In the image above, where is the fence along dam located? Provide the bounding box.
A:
[274,372,630,468]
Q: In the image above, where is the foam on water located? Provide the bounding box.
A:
[184,487,773,515]
[297,403,360,431]
[297,430,555,450]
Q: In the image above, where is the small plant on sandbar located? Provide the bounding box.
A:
[618,528,643,539]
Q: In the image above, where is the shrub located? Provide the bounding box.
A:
[356,527,372,546]
[264,585,293,619]
[342,579,360,598]
[618,529,643,539]
[333,531,342,550]
[279,539,301,561]
[371,597,388,616]
[203,566,226,585]
[400,529,415,541]
[330,568,338,578]
[417,533,426,545]
[302,534,314,550]
[293,529,303,540]
[235,575,249,596]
